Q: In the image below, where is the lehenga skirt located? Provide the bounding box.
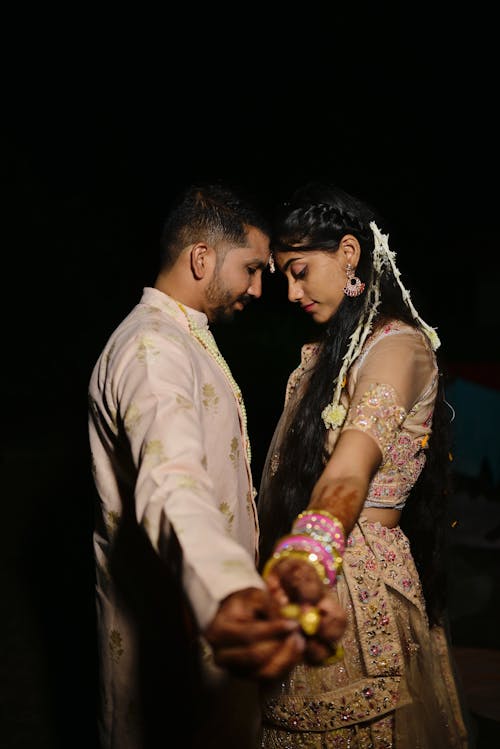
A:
[259,519,470,748]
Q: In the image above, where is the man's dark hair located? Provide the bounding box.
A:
[159,182,270,268]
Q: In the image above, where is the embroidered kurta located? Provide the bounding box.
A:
[258,321,470,748]
[88,287,265,748]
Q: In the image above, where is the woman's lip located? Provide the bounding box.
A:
[302,302,316,313]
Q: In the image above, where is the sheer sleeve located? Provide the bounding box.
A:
[342,326,436,461]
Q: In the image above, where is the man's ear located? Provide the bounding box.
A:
[190,243,212,280]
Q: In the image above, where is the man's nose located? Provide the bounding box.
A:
[248,274,263,298]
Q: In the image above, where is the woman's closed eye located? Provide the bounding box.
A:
[291,264,307,280]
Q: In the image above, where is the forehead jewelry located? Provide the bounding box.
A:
[321,222,440,431]
[268,253,276,273]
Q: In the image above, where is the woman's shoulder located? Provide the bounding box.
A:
[353,319,436,378]
[364,318,431,353]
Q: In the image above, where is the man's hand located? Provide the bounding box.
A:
[204,587,306,680]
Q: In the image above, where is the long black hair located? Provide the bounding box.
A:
[258,182,452,626]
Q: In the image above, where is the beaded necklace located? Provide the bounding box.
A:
[176,302,251,464]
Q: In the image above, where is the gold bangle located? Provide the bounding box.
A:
[329,544,343,573]
[262,548,329,586]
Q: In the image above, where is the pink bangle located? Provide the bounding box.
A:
[293,509,346,556]
[274,533,341,586]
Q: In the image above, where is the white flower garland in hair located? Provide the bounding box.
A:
[321,222,440,431]
[370,222,441,352]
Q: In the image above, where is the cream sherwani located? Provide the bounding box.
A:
[88,287,265,748]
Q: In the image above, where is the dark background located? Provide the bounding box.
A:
[3,7,499,748]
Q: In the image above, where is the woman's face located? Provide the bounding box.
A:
[276,248,347,324]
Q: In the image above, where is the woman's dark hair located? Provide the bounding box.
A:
[258,181,451,626]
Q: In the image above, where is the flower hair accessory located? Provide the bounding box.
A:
[370,222,441,352]
[321,222,441,432]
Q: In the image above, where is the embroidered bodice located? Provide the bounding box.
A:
[284,321,438,511]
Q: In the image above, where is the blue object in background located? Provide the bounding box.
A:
[446,378,500,486]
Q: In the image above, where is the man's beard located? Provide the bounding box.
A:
[206,273,249,324]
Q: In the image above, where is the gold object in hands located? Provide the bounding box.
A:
[280,604,321,636]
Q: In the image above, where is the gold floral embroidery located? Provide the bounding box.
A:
[178,475,199,490]
[136,334,160,363]
[246,490,254,518]
[175,301,251,464]
[366,432,427,509]
[344,383,406,457]
[219,501,234,531]
[124,403,141,435]
[144,439,166,464]
[229,437,239,465]
[202,383,219,411]
[176,393,193,409]
[109,628,124,664]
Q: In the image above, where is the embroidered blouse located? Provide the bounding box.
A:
[288,321,438,511]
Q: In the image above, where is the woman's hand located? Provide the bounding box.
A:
[265,557,347,665]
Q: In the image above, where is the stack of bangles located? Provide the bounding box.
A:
[262,509,346,662]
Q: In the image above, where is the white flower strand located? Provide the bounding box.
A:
[321,256,382,430]
[370,222,441,351]
[321,222,440,432]
[177,303,252,465]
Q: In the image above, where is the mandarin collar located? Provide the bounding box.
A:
[141,287,209,331]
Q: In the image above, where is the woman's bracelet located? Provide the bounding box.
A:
[263,509,346,593]
[273,533,342,586]
[262,547,330,587]
[293,509,346,557]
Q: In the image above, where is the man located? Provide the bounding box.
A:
[88,182,345,748]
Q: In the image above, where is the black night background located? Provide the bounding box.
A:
[3,7,499,748]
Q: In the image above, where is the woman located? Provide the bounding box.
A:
[257,182,470,747]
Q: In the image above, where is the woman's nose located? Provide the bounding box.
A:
[288,280,304,303]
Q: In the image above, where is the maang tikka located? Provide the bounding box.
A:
[343,263,365,297]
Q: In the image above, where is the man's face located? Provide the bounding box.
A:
[205,226,270,323]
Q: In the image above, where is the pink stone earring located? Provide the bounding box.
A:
[343,263,365,297]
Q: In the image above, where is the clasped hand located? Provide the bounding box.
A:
[204,559,347,681]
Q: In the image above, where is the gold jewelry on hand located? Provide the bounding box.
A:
[262,548,328,587]
[280,604,321,636]
[300,608,321,635]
